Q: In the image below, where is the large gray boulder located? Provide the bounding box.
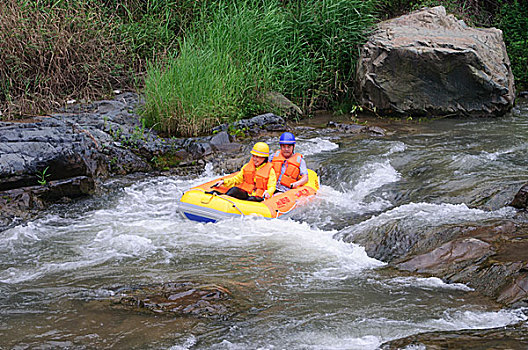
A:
[356,6,515,118]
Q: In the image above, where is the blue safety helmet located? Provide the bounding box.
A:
[279,132,296,145]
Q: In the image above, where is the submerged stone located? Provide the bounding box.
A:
[510,183,528,210]
[381,321,528,349]
[109,282,233,318]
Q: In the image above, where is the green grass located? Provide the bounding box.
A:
[142,0,377,136]
[496,0,528,91]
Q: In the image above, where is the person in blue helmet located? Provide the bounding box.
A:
[269,132,309,193]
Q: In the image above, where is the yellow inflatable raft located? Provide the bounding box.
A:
[178,169,319,223]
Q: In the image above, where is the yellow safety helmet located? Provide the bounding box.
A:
[250,142,269,157]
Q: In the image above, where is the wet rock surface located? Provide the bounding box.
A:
[0,93,279,230]
[326,121,386,136]
[380,321,528,349]
[0,92,383,230]
[510,183,528,210]
[356,6,515,118]
[341,220,528,307]
[108,282,233,318]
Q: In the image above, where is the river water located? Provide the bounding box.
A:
[2,100,528,349]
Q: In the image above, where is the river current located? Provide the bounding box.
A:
[1,100,528,349]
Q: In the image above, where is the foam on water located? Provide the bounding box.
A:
[0,255,111,284]
[296,137,339,156]
[169,335,197,350]
[387,277,474,291]
[318,159,399,214]
[403,345,427,350]
[2,130,528,348]
[0,172,385,286]
[386,141,406,155]
[204,306,527,350]
[210,336,382,350]
[425,308,528,331]
[340,202,517,239]
[167,217,385,280]
[282,333,382,350]
[449,145,524,171]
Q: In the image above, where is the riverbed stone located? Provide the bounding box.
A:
[109,282,233,318]
[212,113,287,136]
[327,121,386,136]
[356,6,515,118]
[0,93,295,231]
[263,91,303,117]
[397,237,493,274]
[510,183,528,210]
[380,321,528,349]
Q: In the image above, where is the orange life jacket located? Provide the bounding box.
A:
[271,151,302,187]
[239,161,273,197]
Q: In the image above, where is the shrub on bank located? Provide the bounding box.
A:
[0,0,134,118]
[108,0,202,62]
[1,0,525,128]
[142,0,377,136]
[495,0,528,91]
[0,0,197,120]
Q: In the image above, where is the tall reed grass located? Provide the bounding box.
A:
[0,0,196,119]
[0,0,135,117]
[142,0,377,136]
[143,1,282,136]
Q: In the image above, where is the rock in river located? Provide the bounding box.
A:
[356,6,515,118]
[108,282,233,319]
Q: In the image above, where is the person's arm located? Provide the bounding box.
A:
[290,159,308,188]
[291,174,308,189]
[263,168,277,199]
[216,165,246,188]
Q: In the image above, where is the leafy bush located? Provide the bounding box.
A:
[0,0,200,119]
[495,0,528,91]
[112,0,201,61]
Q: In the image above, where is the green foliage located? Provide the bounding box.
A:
[115,0,201,60]
[375,0,501,26]
[495,0,528,91]
[372,0,414,21]
[4,0,525,126]
[36,166,51,186]
[0,0,201,120]
[278,0,377,111]
[142,0,377,136]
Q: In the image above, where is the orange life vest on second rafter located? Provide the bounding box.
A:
[271,151,302,187]
[238,161,273,197]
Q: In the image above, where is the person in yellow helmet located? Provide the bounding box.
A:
[214,142,277,201]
